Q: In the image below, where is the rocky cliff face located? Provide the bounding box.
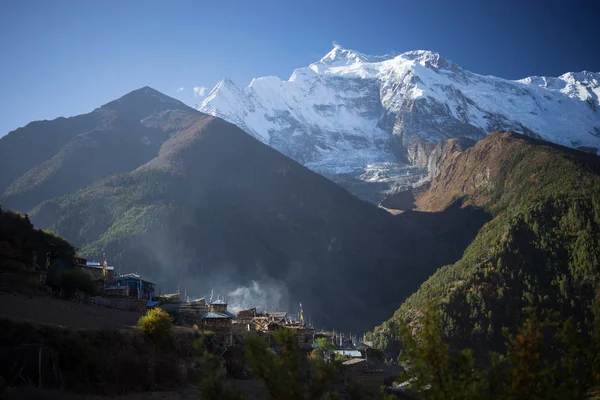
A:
[425,137,477,181]
[199,45,600,202]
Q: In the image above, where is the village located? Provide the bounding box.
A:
[66,251,389,396]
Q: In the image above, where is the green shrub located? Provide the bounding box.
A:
[244,328,339,400]
[396,302,600,400]
[59,268,97,296]
[194,338,243,400]
[315,337,336,352]
[165,309,179,321]
[203,330,216,340]
[137,308,173,342]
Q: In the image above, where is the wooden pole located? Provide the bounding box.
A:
[38,347,42,388]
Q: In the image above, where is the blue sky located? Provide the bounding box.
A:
[1,0,599,137]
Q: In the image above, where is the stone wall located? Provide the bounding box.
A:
[294,327,314,348]
[210,303,227,313]
[237,308,256,319]
[162,302,209,326]
[347,369,385,395]
[343,359,384,396]
[202,318,231,331]
[232,320,255,335]
[72,293,145,312]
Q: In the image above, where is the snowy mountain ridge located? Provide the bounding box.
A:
[198,45,600,202]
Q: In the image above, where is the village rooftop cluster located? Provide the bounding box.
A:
[73,252,373,363]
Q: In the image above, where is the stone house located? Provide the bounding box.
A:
[200,298,235,344]
[343,358,384,395]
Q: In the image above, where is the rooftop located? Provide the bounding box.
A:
[190,297,206,302]
[202,312,233,319]
[210,299,227,305]
[342,358,366,366]
[79,262,115,271]
[335,350,362,358]
[283,324,312,330]
[120,273,140,279]
[119,273,155,284]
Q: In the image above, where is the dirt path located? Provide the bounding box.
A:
[0,293,142,330]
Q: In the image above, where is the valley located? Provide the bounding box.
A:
[1,9,599,394]
[0,87,489,333]
[1,80,599,337]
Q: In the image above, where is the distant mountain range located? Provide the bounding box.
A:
[0,88,484,331]
[199,45,600,202]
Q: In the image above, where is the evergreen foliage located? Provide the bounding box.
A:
[0,207,74,272]
[194,338,243,400]
[396,301,600,399]
[370,133,600,355]
[58,267,97,296]
[243,329,339,400]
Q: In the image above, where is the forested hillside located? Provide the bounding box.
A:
[0,205,73,274]
[369,131,600,354]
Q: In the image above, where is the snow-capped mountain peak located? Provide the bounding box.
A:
[316,44,390,66]
[309,44,395,74]
[198,46,600,203]
[318,44,361,65]
[399,50,459,71]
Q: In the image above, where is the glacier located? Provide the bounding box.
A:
[198,44,600,203]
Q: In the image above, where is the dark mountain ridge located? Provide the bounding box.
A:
[0,87,201,211]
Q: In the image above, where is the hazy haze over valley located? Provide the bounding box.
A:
[1,0,599,337]
[2,2,600,398]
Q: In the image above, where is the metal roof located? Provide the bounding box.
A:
[81,263,115,271]
[119,273,155,284]
[120,273,141,279]
[335,350,362,358]
[190,297,207,303]
[201,312,232,319]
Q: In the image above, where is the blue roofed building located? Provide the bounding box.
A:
[116,273,155,300]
